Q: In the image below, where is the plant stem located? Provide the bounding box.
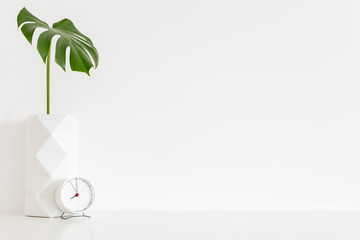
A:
[46,44,50,115]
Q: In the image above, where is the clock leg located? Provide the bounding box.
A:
[60,212,91,220]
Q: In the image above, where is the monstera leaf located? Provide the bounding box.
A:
[17,7,98,75]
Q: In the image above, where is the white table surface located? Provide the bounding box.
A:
[1,211,360,240]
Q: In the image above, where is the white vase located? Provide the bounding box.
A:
[24,114,78,217]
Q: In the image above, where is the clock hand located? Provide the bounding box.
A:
[76,178,78,193]
[70,181,77,193]
[70,193,80,199]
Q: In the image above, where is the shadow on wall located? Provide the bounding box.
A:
[0,122,26,211]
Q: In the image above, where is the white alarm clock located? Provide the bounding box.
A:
[55,177,95,215]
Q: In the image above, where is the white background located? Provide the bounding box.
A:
[1,0,360,211]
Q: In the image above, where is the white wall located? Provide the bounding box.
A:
[1,0,360,211]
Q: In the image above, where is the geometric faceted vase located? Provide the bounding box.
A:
[25,115,78,217]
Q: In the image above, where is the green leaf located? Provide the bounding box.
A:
[17,7,99,75]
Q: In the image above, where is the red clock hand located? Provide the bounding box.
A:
[70,181,77,193]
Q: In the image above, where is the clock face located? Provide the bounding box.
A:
[57,177,95,214]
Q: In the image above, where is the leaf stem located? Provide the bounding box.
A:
[46,44,50,114]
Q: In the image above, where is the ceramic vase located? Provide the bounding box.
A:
[24,114,78,217]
